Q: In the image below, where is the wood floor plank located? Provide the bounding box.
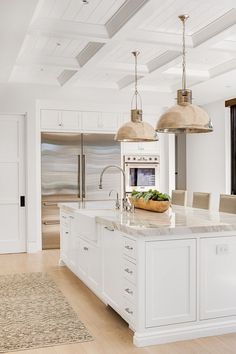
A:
[1,249,236,354]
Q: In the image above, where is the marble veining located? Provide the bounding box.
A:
[59,203,236,238]
[96,206,236,237]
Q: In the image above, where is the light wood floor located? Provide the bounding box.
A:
[1,250,236,354]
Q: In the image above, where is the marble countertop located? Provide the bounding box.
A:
[59,202,236,238]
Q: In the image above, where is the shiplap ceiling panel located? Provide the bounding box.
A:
[40,0,127,25]
[19,34,88,58]
[8,0,236,95]
[140,0,234,35]
[103,43,166,65]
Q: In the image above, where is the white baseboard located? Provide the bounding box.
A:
[27,242,40,253]
[133,320,236,347]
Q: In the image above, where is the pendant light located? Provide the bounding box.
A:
[115,51,158,142]
[156,15,213,134]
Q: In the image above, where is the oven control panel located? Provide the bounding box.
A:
[124,155,160,163]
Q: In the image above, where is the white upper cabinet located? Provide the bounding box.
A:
[41,109,121,133]
[41,110,81,131]
[82,111,120,132]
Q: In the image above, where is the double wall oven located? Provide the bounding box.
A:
[124,155,160,193]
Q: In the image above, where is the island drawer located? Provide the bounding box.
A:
[123,237,136,260]
[123,259,136,284]
[123,278,136,302]
[123,297,136,323]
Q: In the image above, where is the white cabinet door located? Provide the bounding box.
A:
[146,239,196,327]
[77,237,100,292]
[61,111,81,130]
[102,227,123,310]
[82,111,101,131]
[41,110,80,131]
[41,110,61,130]
[0,114,26,253]
[87,242,100,291]
[82,111,119,132]
[100,112,119,132]
[200,236,236,320]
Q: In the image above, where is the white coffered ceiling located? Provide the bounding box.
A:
[3,0,236,103]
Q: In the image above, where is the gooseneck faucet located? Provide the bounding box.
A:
[99,165,132,211]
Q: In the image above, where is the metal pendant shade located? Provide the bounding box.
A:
[115,52,158,142]
[156,15,213,134]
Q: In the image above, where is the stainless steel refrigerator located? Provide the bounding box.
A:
[41,132,121,249]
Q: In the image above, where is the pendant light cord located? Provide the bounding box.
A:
[179,15,189,90]
[131,51,142,110]
[182,18,186,90]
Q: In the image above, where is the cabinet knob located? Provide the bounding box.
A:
[125,245,133,250]
[125,307,133,315]
[65,231,69,234]
[83,246,89,251]
[125,288,133,295]
[104,226,114,232]
[124,268,133,274]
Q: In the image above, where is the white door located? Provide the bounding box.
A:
[0,114,26,253]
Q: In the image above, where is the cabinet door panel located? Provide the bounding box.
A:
[61,111,80,130]
[101,112,119,132]
[146,239,196,327]
[200,236,236,320]
[41,110,60,130]
[87,244,100,291]
[102,228,123,309]
[82,112,101,131]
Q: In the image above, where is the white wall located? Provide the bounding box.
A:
[0,82,172,252]
[186,100,230,210]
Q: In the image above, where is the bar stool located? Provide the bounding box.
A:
[219,194,236,214]
[192,192,211,210]
[171,190,187,206]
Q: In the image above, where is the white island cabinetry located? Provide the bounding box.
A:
[59,205,236,347]
[60,209,101,296]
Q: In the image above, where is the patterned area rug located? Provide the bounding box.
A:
[0,272,93,352]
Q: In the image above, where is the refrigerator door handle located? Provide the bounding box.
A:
[78,155,81,198]
[82,154,85,198]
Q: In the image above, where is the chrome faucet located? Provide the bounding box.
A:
[99,165,132,212]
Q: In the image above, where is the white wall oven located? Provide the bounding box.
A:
[124,155,160,193]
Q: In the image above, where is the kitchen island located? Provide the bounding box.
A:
[59,203,236,347]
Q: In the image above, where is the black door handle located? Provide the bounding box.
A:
[20,196,25,207]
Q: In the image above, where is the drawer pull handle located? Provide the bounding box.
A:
[125,288,133,295]
[83,247,89,251]
[124,268,133,274]
[125,307,133,315]
[125,245,133,250]
[104,226,114,232]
